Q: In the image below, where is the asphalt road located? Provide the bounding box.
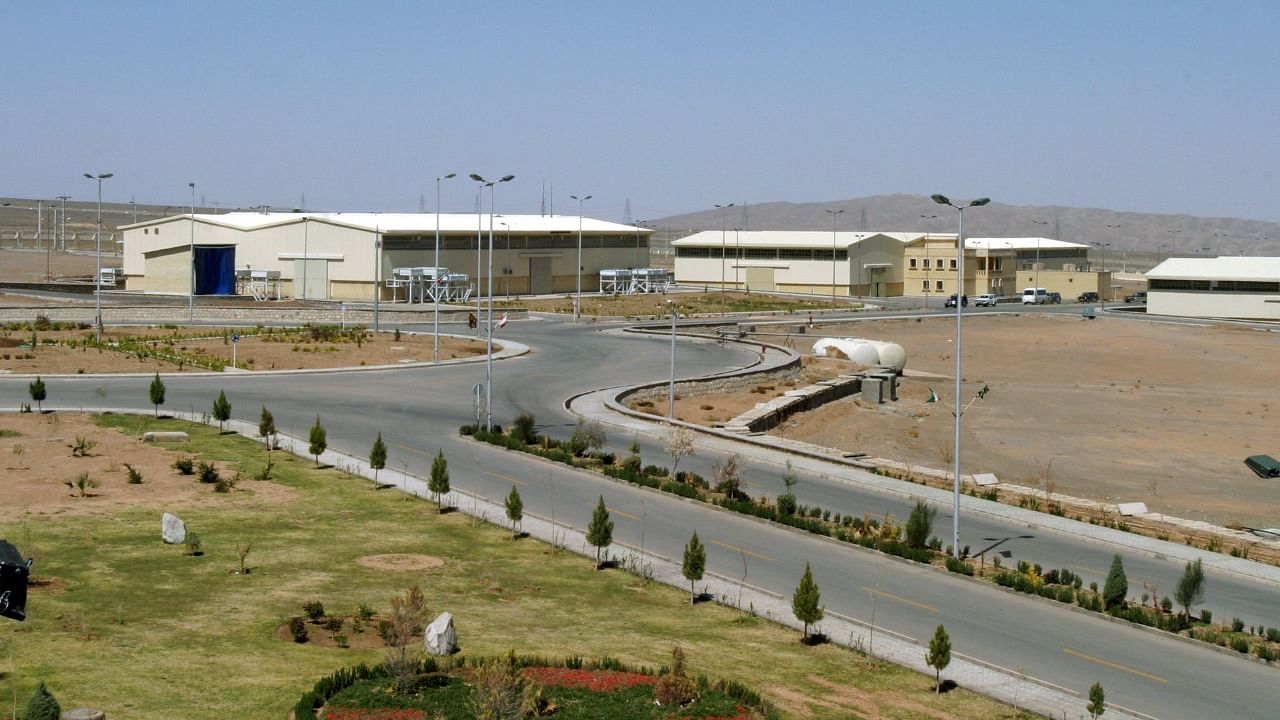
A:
[3,309,1278,719]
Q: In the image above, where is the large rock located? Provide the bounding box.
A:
[424,612,457,656]
[161,513,186,545]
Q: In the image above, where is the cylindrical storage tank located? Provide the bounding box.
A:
[863,340,907,374]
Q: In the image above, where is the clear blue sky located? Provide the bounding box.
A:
[5,1,1279,222]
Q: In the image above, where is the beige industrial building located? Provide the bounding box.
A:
[120,212,652,301]
[672,231,920,297]
[1145,256,1280,319]
[906,237,1101,301]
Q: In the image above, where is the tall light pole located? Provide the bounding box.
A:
[470,173,514,431]
[920,214,937,308]
[733,227,742,290]
[1031,219,1050,291]
[373,227,381,331]
[434,172,456,362]
[634,220,647,269]
[825,209,845,302]
[931,193,989,560]
[85,172,113,342]
[667,299,677,421]
[188,182,196,323]
[57,195,69,251]
[570,193,592,322]
[715,203,734,314]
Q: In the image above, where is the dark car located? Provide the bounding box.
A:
[944,294,967,308]
[1047,292,1062,304]
[1077,291,1099,303]
[1125,291,1148,304]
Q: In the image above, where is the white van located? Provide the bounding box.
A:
[1021,287,1048,305]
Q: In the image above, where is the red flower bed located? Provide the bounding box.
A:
[322,709,427,720]
[521,666,658,692]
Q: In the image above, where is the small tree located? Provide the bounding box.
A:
[369,432,388,486]
[28,376,46,413]
[258,406,277,449]
[1103,554,1128,610]
[429,449,450,512]
[792,562,824,643]
[666,425,695,477]
[505,485,523,539]
[384,585,430,692]
[926,624,952,693]
[682,531,706,604]
[308,415,327,466]
[149,372,166,417]
[24,681,61,720]
[568,417,607,457]
[586,495,614,569]
[905,499,937,549]
[236,542,252,575]
[1174,558,1206,620]
[777,460,799,516]
[713,454,743,499]
[511,412,537,445]
[212,390,231,432]
[467,651,539,720]
[1088,681,1106,718]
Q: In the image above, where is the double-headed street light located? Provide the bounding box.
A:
[434,173,456,362]
[571,193,592,323]
[931,193,989,560]
[84,172,113,342]
[469,173,514,431]
[825,209,845,302]
[920,214,938,308]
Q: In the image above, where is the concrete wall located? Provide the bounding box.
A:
[1014,269,1112,299]
[142,246,190,293]
[1148,291,1280,320]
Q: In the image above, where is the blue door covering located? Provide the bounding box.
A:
[194,246,236,295]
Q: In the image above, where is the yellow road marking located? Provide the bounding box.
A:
[395,444,434,457]
[482,470,526,486]
[1063,648,1168,684]
[1069,564,1106,576]
[861,586,939,613]
[599,505,640,521]
[708,539,777,563]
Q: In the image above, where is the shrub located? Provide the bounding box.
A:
[1267,628,1280,643]
[68,435,99,457]
[183,533,203,556]
[325,616,345,633]
[655,647,698,707]
[1232,617,1245,633]
[945,556,974,576]
[1232,637,1251,653]
[24,681,60,720]
[214,475,238,493]
[1256,644,1275,662]
[777,493,797,517]
[357,603,376,621]
[289,617,310,643]
[173,457,195,475]
[1200,609,1213,625]
[124,463,143,484]
[197,461,220,484]
[511,412,537,445]
[304,601,326,622]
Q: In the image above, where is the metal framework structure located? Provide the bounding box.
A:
[385,266,472,303]
[598,267,673,295]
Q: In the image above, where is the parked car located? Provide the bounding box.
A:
[1047,292,1062,304]
[1077,291,1099,303]
[1021,287,1049,304]
[944,294,968,308]
[974,294,998,307]
[1125,291,1148,303]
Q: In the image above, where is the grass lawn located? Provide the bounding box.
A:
[1,415,1034,719]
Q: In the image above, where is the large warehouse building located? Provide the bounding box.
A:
[1145,256,1280,319]
[121,212,652,301]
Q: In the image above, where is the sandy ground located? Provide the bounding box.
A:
[670,314,1280,529]
[0,412,297,522]
[0,326,488,374]
[0,247,116,283]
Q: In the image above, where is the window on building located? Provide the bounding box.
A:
[936,280,944,291]
[949,259,957,270]
[745,248,776,259]
[778,248,811,260]
[909,258,918,269]
[921,280,929,291]
[935,258,944,269]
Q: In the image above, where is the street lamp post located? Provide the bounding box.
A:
[469,174,514,431]
[188,182,196,323]
[825,209,845,302]
[920,214,937,307]
[634,220,647,269]
[373,228,381,331]
[434,173,456,362]
[715,203,734,314]
[57,195,69,252]
[667,299,677,421]
[85,173,113,342]
[570,193,592,322]
[931,193,990,560]
[1032,219,1051,291]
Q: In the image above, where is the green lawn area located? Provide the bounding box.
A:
[1,415,1033,719]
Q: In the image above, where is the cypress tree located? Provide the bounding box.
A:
[1103,554,1128,610]
[212,390,231,432]
[258,406,276,449]
[25,681,61,720]
[927,625,952,693]
[308,415,327,466]
[149,372,166,417]
[682,531,706,604]
[505,485,523,539]
[586,495,614,569]
[429,449,450,512]
[369,432,387,485]
[1088,681,1106,718]
[28,375,46,413]
[792,562,824,642]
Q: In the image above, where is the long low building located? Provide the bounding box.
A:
[120,212,652,301]
[1145,257,1280,319]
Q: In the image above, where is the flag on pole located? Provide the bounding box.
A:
[926,388,939,403]
[496,312,508,328]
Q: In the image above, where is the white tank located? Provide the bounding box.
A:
[811,337,907,373]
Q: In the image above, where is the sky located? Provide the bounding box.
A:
[4,1,1280,223]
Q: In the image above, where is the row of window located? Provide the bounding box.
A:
[921,280,946,291]
[675,248,848,260]
[1149,279,1280,293]
[909,258,954,270]
[385,235,648,252]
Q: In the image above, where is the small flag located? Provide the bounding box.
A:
[926,388,939,403]
[496,312,508,328]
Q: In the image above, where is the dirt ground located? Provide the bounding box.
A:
[0,412,297,521]
[0,247,116,283]
[495,290,840,318]
[673,314,1280,529]
[0,326,488,374]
